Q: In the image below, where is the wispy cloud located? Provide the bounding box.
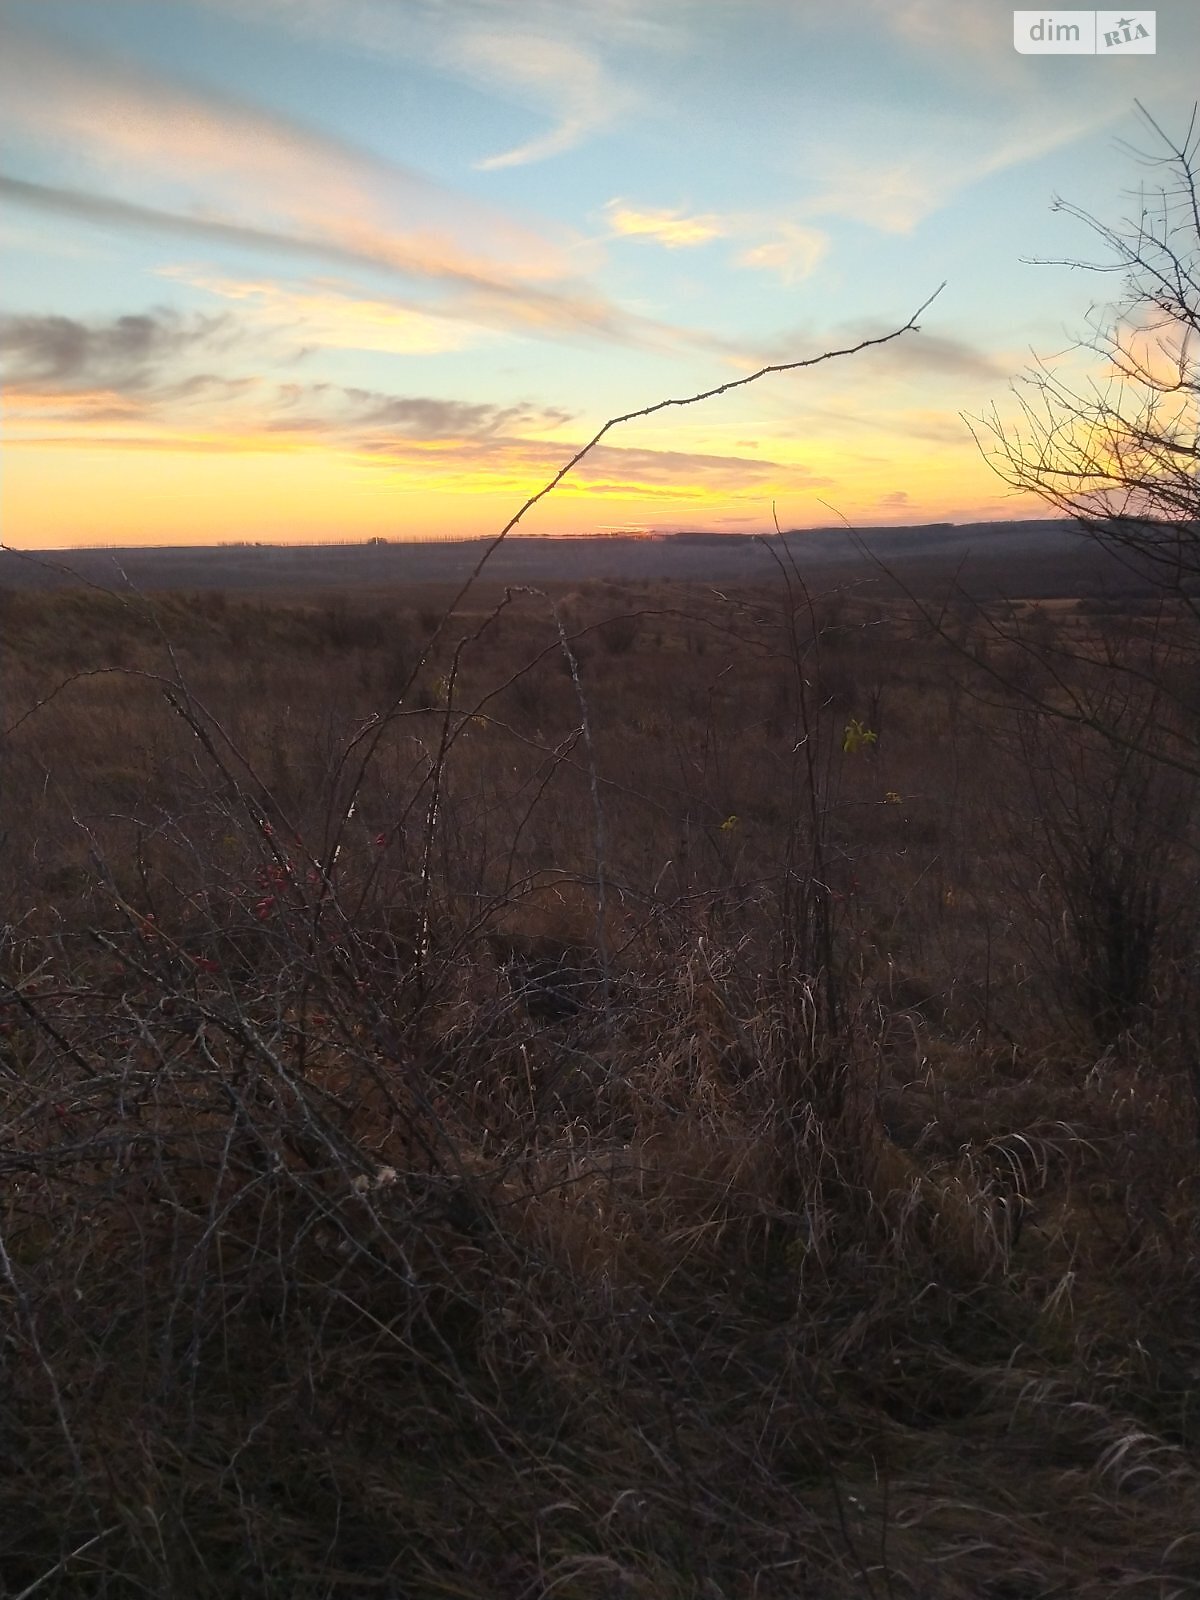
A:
[459,31,632,170]
[0,309,234,392]
[0,174,719,356]
[794,104,1120,235]
[868,0,1009,58]
[196,0,687,59]
[856,328,1007,381]
[360,433,823,499]
[160,271,478,357]
[0,304,574,452]
[0,27,654,323]
[600,197,829,283]
[0,25,572,266]
[731,318,1002,383]
[604,200,725,249]
[0,25,753,357]
[13,407,820,504]
[572,441,810,491]
[188,0,668,168]
[2,303,818,499]
[797,153,954,235]
[267,384,573,441]
[737,224,828,284]
[0,27,454,234]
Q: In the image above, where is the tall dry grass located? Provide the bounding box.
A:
[1,576,1198,1598]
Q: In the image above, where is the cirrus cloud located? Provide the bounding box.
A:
[737,223,829,284]
[159,270,478,357]
[604,199,726,249]
[460,30,633,171]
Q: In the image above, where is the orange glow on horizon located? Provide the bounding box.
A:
[1,422,1044,548]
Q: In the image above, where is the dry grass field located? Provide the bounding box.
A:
[1,566,1198,1597]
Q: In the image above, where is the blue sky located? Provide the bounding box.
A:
[1,0,1196,545]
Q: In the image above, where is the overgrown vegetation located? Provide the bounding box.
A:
[2,573,1197,1598]
[5,116,1200,1593]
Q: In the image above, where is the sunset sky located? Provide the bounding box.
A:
[1,0,1196,547]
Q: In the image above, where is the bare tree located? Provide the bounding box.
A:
[953,107,1200,1064]
[971,102,1200,607]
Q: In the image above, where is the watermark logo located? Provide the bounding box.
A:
[1015,10,1093,51]
[1014,10,1155,53]
[1097,11,1155,50]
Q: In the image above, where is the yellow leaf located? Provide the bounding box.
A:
[843,718,878,754]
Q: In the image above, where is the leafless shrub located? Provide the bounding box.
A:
[1008,688,1197,1042]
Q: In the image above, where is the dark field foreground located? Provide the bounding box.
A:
[1,575,1198,1598]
